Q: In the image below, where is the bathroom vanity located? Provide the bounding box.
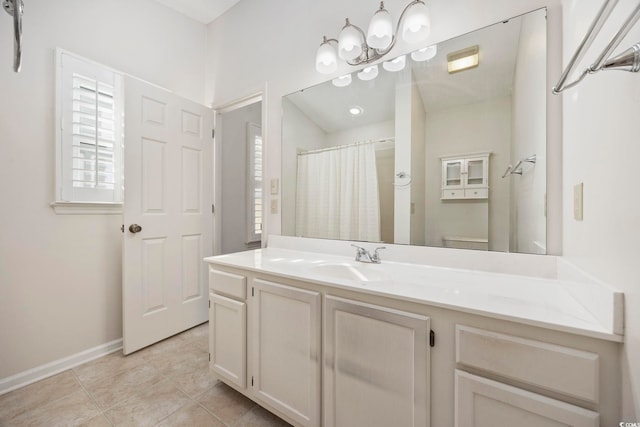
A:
[205,238,622,427]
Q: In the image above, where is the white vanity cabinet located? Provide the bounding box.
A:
[324,296,430,427]
[441,154,490,199]
[208,268,247,389]
[251,279,321,427]
[454,325,600,427]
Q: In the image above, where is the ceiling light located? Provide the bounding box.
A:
[447,45,479,74]
[411,44,437,62]
[382,55,406,72]
[314,0,431,74]
[357,65,379,81]
[349,106,363,116]
[332,74,352,87]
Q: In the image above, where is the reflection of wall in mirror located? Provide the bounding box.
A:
[281,98,326,237]
[511,9,547,254]
[425,96,511,251]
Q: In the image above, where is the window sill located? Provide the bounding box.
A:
[51,201,123,215]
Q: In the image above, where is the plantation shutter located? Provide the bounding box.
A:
[247,122,262,243]
[59,52,123,203]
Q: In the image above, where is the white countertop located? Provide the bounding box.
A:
[205,247,623,342]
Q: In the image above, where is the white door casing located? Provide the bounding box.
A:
[123,77,213,354]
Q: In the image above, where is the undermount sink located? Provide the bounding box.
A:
[312,262,389,283]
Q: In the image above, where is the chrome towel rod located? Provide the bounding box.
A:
[3,0,23,72]
[553,0,640,94]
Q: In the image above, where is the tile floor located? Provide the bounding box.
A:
[0,323,292,427]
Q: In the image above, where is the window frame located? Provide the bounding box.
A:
[53,49,124,214]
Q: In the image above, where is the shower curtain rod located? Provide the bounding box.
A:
[298,137,395,156]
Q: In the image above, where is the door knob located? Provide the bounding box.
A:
[129,224,142,233]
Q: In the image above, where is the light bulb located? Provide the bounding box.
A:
[402,1,431,44]
[315,39,337,74]
[332,74,352,87]
[338,20,364,61]
[357,65,379,81]
[382,55,406,72]
[366,3,393,50]
[411,44,437,62]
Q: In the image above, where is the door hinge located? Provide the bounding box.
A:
[209,353,211,362]
[209,300,210,308]
[251,287,254,297]
[212,128,215,138]
[212,204,215,214]
[251,376,254,386]
[120,224,124,233]
[430,330,435,347]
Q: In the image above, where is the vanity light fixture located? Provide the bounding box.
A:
[411,44,437,62]
[357,65,379,81]
[447,45,479,74]
[315,0,431,74]
[332,74,352,87]
[382,55,406,72]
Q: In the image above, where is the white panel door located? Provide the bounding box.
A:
[324,296,430,427]
[123,77,213,354]
[252,279,321,427]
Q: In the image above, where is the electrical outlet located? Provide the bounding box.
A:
[573,183,583,221]
[270,199,278,214]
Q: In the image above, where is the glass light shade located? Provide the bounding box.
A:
[338,24,364,61]
[366,8,394,50]
[357,65,379,81]
[332,74,352,87]
[349,106,363,116]
[316,42,337,74]
[382,55,406,72]
[402,1,431,44]
[411,44,437,62]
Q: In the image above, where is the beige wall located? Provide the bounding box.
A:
[424,97,512,250]
[0,0,206,379]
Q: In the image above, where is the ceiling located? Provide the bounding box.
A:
[152,0,241,24]
[286,16,523,134]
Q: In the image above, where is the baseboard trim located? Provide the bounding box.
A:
[0,338,123,396]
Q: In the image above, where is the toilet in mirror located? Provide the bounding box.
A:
[282,8,547,255]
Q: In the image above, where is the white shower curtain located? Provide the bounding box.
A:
[296,143,381,242]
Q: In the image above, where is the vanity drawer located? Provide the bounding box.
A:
[464,188,488,198]
[209,267,247,300]
[455,325,599,403]
[442,189,464,199]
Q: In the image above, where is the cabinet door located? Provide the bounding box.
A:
[324,296,430,427]
[442,159,464,189]
[252,279,321,427]
[464,156,488,188]
[455,370,599,427]
[209,293,246,388]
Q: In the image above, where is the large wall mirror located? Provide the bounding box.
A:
[282,8,547,255]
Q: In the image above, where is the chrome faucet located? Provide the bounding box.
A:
[351,244,386,264]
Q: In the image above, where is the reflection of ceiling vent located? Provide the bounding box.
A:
[447,45,479,74]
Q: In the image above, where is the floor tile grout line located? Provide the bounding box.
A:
[70,369,115,427]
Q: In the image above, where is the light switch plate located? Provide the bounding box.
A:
[573,183,583,221]
[270,199,278,214]
[270,178,279,195]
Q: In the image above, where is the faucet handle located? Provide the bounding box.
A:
[371,246,386,262]
[351,243,366,253]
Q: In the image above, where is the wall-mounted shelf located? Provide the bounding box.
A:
[441,153,490,200]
